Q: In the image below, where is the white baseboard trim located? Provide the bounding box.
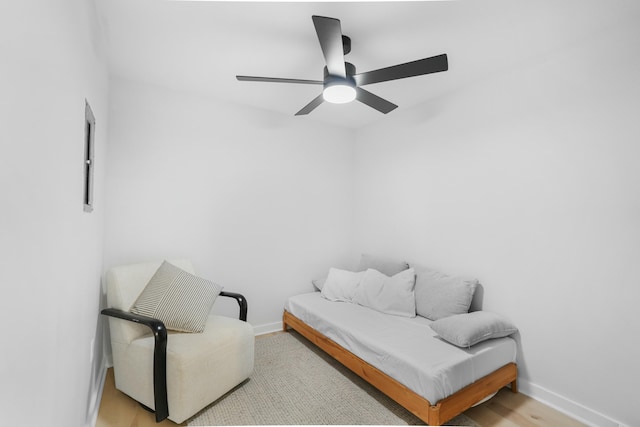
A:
[518,379,623,427]
[253,321,282,336]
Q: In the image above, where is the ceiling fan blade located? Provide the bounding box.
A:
[356,88,398,114]
[295,94,324,116]
[312,15,346,78]
[236,76,323,85]
[354,54,448,86]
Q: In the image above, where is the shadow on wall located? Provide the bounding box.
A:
[468,284,529,382]
[395,93,449,128]
[511,331,529,384]
[85,281,109,426]
[469,283,484,312]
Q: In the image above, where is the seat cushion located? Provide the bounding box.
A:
[113,314,255,423]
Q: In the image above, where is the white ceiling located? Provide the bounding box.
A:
[94,0,634,129]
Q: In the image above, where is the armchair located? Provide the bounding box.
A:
[102,259,254,423]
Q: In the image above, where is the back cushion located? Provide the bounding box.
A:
[413,264,478,320]
[313,254,410,291]
[357,253,410,276]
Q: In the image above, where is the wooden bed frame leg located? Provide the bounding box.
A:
[511,378,518,393]
[428,404,442,426]
[282,319,288,332]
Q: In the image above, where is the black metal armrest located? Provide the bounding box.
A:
[219,291,248,322]
[101,308,169,422]
[101,308,166,333]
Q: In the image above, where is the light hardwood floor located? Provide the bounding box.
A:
[96,334,586,427]
[463,389,585,427]
[97,367,185,427]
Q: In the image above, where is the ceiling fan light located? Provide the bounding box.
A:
[323,83,356,104]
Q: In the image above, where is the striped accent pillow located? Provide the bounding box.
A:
[131,261,222,333]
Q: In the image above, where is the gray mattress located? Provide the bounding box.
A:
[284,292,516,404]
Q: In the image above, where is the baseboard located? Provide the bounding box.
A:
[518,378,623,427]
[253,321,282,336]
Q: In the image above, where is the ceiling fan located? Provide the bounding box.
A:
[236,15,448,116]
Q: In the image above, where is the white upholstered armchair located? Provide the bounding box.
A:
[102,259,254,423]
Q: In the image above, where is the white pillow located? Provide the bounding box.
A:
[320,268,365,302]
[353,268,416,317]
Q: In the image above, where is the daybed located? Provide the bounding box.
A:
[282,255,518,426]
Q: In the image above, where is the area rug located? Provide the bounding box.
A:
[187,330,479,426]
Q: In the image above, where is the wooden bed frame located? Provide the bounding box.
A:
[283,310,518,426]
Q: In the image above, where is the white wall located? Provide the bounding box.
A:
[353,9,640,427]
[104,77,355,331]
[3,2,637,425]
[0,1,108,426]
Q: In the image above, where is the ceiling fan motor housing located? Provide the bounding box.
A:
[323,62,356,84]
[323,62,357,103]
[342,35,351,55]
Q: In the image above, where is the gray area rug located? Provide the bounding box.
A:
[188,331,479,426]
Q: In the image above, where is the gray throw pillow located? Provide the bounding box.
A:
[430,311,518,347]
[413,264,477,320]
[131,260,222,333]
[357,253,410,276]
